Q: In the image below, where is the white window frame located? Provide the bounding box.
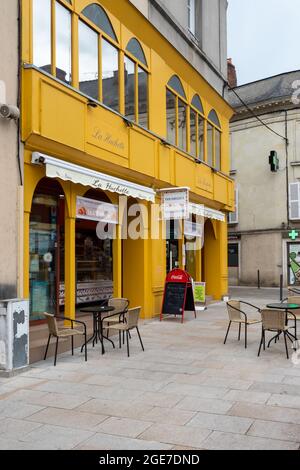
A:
[228,188,239,225]
[289,182,300,220]
[188,0,196,35]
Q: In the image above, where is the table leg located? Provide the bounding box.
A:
[81,314,97,352]
[99,317,105,355]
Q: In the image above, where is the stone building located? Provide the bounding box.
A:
[0,0,22,300]
[228,70,300,287]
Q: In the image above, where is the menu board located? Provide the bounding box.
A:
[161,283,186,315]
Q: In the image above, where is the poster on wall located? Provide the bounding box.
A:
[76,196,118,224]
[160,188,190,220]
[288,243,300,285]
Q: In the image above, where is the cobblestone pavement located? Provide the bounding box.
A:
[0,291,300,450]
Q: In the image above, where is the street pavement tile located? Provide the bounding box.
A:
[26,407,108,430]
[0,437,56,450]
[187,412,253,434]
[201,377,252,390]
[135,391,184,408]
[283,376,300,386]
[201,431,299,450]
[8,389,90,409]
[77,399,154,420]
[161,382,228,399]
[248,420,300,443]
[0,400,45,419]
[75,432,173,450]
[19,424,94,450]
[229,402,300,425]
[0,417,42,439]
[176,396,234,415]
[249,381,300,397]
[139,423,211,448]
[140,406,196,425]
[267,394,300,409]
[81,374,123,387]
[95,417,152,438]
[223,389,271,404]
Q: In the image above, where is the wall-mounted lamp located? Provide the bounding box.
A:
[87,100,98,108]
[123,117,134,128]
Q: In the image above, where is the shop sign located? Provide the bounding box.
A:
[76,196,118,224]
[161,188,189,220]
[184,221,203,238]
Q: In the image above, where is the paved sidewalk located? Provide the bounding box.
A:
[0,293,300,450]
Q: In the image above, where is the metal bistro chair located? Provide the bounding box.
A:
[43,313,87,366]
[224,300,261,349]
[107,307,144,357]
[258,309,297,359]
[281,295,300,340]
[102,298,129,342]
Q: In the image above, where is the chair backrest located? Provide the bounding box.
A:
[108,298,129,314]
[260,309,286,331]
[226,300,242,321]
[125,307,141,329]
[288,296,300,315]
[43,312,59,336]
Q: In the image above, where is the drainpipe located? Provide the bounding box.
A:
[285,110,289,227]
[17,0,22,186]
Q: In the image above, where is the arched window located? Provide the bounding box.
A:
[33,0,72,84]
[207,109,222,170]
[168,76,187,99]
[208,110,221,128]
[166,76,187,151]
[81,3,117,42]
[79,3,119,111]
[124,38,149,128]
[126,38,147,66]
[190,94,204,160]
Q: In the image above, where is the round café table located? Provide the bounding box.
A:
[80,305,115,355]
[266,303,299,346]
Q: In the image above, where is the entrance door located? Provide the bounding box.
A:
[30,194,60,320]
[287,242,300,285]
[166,220,180,273]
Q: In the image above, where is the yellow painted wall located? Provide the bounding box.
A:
[22,0,233,322]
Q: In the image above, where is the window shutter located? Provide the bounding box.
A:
[228,188,239,225]
[289,182,300,220]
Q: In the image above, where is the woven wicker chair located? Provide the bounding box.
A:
[224,300,261,349]
[102,298,129,341]
[43,313,87,366]
[102,298,129,326]
[283,296,300,340]
[258,309,296,359]
[108,307,144,357]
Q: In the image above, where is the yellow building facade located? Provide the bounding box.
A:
[21,0,234,326]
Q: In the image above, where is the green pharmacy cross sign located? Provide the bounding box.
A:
[289,230,299,241]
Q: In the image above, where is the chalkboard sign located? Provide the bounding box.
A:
[160,269,196,323]
[162,283,186,315]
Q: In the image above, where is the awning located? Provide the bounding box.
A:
[189,203,225,222]
[31,153,156,203]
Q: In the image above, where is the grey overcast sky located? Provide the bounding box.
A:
[228,0,300,86]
